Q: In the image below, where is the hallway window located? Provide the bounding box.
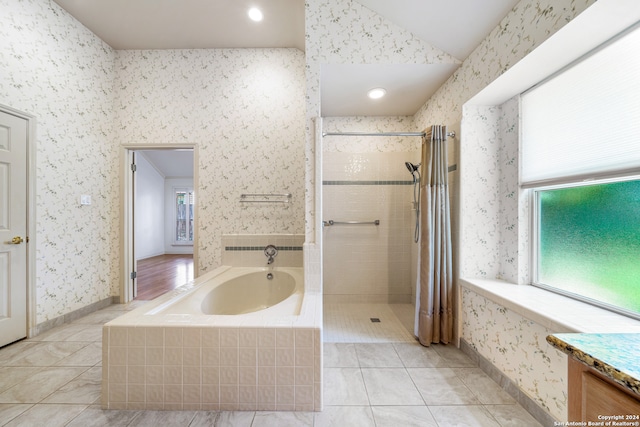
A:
[175,188,194,244]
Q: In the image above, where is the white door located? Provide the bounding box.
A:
[0,110,28,347]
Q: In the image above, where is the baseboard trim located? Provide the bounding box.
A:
[459,338,558,426]
[31,296,117,337]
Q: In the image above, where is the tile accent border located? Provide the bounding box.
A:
[221,234,305,268]
[224,246,303,251]
[460,338,556,426]
[321,167,456,186]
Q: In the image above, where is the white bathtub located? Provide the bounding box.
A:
[102,265,322,412]
[146,266,304,317]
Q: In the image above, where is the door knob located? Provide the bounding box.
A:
[11,236,24,244]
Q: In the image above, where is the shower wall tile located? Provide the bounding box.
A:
[303,244,322,293]
[322,117,419,302]
[323,152,421,183]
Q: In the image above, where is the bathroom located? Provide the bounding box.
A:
[2,0,640,425]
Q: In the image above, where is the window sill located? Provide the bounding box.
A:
[460,277,640,333]
[172,243,193,247]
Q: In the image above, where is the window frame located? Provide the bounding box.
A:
[173,186,194,246]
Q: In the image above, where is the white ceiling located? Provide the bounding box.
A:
[321,63,460,117]
[53,0,521,116]
[53,0,305,50]
[141,150,194,178]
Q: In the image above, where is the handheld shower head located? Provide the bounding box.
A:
[405,161,422,243]
[405,162,420,173]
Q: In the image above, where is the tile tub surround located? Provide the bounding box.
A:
[101,267,322,411]
[547,333,640,397]
[221,234,305,268]
[102,325,321,411]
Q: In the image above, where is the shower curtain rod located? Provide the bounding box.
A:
[322,131,456,138]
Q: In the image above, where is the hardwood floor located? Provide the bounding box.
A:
[135,254,194,301]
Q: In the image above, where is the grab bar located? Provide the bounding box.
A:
[323,220,380,226]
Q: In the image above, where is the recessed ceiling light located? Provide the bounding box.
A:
[367,88,387,99]
[248,7,264,22]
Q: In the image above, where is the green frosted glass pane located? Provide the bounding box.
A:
[539,180,640,315]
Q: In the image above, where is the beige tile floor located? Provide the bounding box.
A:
[0,302,543,426]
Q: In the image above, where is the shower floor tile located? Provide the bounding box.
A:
[323,303,416,343]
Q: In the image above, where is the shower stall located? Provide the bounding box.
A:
[321,119,423,341]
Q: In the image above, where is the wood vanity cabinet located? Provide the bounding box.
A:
[568,357,640,421]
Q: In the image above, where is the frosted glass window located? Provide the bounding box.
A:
[521,24,640,185]
[536,179,640,316]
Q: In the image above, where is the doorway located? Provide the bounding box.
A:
[121,145,199,303]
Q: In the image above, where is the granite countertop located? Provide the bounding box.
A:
[547,333,640,397]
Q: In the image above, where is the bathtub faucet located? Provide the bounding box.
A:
[264,245,278,265]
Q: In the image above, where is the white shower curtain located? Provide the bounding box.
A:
[416,125,453,346]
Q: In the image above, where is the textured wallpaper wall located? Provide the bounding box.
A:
[461,288,567,418]
[115,49,306,274]
[1,1,305,324]
[0,0,119,323]
[414,0,596,127]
